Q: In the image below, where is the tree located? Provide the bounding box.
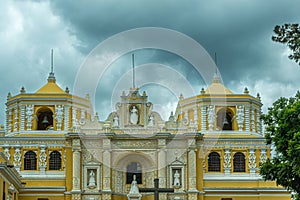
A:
[272,23,300,65]
[260,92,300,200]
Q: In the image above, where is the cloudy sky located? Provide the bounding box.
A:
[0,0,300,123]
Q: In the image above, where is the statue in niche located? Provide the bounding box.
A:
[112,114,119,127]
[148,114,154,126]
[88,170,96,188]
[129,175,139,194]
[130,106,139,125]
[173,170,181,186]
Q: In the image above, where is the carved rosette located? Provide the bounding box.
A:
[72,193,81,200]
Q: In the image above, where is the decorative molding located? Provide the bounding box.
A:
[207,105,215,131]
[248,149,256,174]
[223,148,231,175]
[25,105,34,131]
[55,105,64,131]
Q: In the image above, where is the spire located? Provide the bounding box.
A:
[132,53,136,89]
[212,68,221,83]
[48,49,56,83]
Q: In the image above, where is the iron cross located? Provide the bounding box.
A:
[139,178,174,200]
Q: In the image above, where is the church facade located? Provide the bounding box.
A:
[0,70,291,200]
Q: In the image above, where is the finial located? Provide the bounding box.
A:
[94,112,99,121]
[48,49,56,83]
[7,92,12,100]
[122,91,126,96]
[169,111,174,121]
[200,87,205,94]
[65,87,70,94]
[212,68,221,83]
[143,91,147,96]
[256,93,261,100]
[85,93,90,100]
[20,86,26,94]
[244,87,249,94]
[179,93,184,100]
[51,49,53,73]
[214,52,217,66]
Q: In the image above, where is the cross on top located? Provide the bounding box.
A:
[139,178,174,200]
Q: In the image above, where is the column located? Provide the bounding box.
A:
[201,106,207,131]
[14,107,18,132]
[157,138,167,200]
[13,145,21,172]
[102,138,111,200]
[72,138,81,200]
[193,107,198,130]
[6,109,12,133]
[257,108,262,134]
[223,148,231,175]
[20,105,25,131]
[39,145,47,174]
[64,105,69,131]
[245,106,250,132]
[251,109,255,132]
[248,148,256,175]
[3,144,10,161]
[187,138,198,200]
[260,148,267,163]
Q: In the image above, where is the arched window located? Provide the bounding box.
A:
[126,162,142,184]
[37,108,53,130]
[217,108,233,130]
[208,152,221,172]
[24,151,37,170]
[233,152,245,172]
[49,151,61,170]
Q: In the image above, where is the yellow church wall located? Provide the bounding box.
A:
[65,145,73,192]
[196,149,204,193]
[19,195,64,200]
[203,196,290,200]
[203,180,284,188]
[22,179,66,187]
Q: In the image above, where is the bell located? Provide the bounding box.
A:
[223,116,229,125]
[42,116,49,125]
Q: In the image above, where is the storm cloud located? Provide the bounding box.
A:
[0,0,299,122]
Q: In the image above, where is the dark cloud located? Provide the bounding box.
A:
[0,0,300,123]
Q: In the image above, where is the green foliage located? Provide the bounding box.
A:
[272,23,300,65]
[260,92,300,199]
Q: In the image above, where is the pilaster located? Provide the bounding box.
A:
[245,106,250,132]
[223,148,231,175]
[102,138,112,200]
[39,144,47,173]
[64,105,70,131]
[72,138,81,200]
[20,105,25,131]
[201,106,207,131]
[248,148,256,175]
